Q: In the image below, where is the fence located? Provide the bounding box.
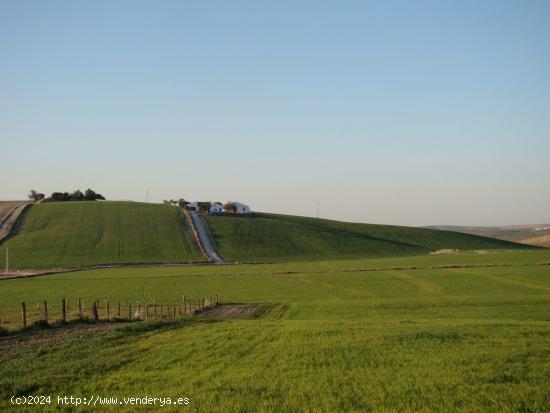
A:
[0,294,219,332]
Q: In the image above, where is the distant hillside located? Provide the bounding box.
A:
[0,201,204,269]
[428,224,550,248]
[205,213,532,262]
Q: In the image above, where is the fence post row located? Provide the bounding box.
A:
[10,294,218,329]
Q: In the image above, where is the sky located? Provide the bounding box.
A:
[1,0,549,226]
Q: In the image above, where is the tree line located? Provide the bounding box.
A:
[28,189,105,202]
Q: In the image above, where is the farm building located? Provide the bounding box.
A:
[226,202,251,214]
[209,202,224,214]
[186,200,252,215]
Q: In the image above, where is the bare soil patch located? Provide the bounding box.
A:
[200,304,259,319]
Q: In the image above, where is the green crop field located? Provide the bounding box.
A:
[0,202,204,269]
[1,250,549,412]
[206,213,534,262]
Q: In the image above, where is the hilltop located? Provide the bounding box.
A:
[0,201,204,269]
[205,213,533,262]
[0,203,536,270]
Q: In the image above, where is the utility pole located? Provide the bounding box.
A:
[316,201,319,219]
[146,189,149,203]
[5,247,8,274]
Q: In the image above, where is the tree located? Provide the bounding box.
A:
[71,190,85,201]
[28,190,45,202]
[50,192,69,201]
[46,188,105,202]
[178,198,187,209]
[84,188,105,201]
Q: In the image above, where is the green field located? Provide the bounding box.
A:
[206,213,533,262]
[0,202,204,269]
[1,250,549,412]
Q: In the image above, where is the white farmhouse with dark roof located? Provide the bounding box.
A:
[228,202,251,214]
[209,202,223,214]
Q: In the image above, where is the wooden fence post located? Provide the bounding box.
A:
[128,303,131,320]
[21,302,27,328]
[106,301,110,319]
[145,305,149,322]
[43,300,48,322]
[137,304,141,320]
[78,298,82,317]
[117,302,121,318]
[62,298,66,322]
[154,304,157,319]
[173,306,176,318]
[160,304,163,319]
[91,300,99,321]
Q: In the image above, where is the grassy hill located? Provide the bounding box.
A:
[205,213,534,262]
[0,201,204,269]
[428,224,550,248]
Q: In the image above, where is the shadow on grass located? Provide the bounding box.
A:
[0,315,221,341]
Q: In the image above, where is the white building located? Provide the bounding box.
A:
[228,202,251,214]
[209,202,224,214]
[187,202,198,212]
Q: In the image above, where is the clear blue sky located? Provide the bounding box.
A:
[1,0,549,226]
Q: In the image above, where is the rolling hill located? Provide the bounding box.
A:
[205,213,534,262]
[428,224,550,248]
[0,201,204,269]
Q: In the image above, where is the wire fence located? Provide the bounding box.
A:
[0,294,219,333]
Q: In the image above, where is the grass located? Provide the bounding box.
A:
[0,201,204,269]
[0,250,549,412]
[205,212,535,262]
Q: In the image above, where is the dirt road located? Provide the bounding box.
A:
[189,211,224,263]
[0,201,30,242]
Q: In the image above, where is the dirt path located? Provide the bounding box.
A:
[0,201,30,242]
[200,304,258,319]
[190,211,224,263]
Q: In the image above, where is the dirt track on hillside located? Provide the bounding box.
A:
[0,201,30,242]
